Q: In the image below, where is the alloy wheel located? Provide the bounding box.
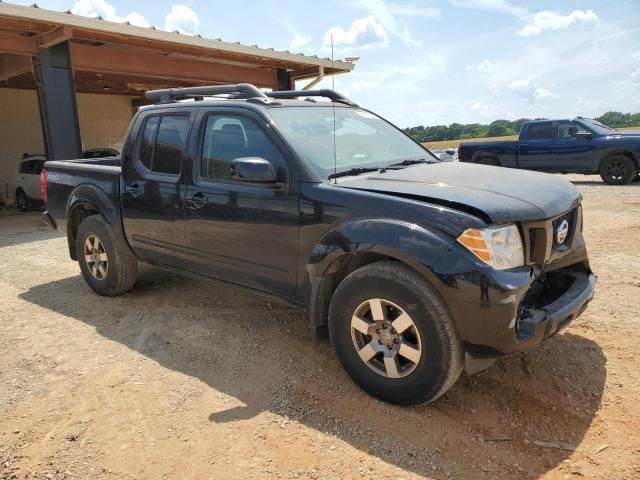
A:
[350,298,422,379]
[84,235,109,280]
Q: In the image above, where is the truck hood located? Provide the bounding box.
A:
[337,162,581,223]
[609,131,640,138]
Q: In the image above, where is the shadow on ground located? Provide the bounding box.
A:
[20,267,606,479]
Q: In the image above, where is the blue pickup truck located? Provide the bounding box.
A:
[458,118,640,185]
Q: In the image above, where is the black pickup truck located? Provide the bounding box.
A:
[458,118,640,185]
[42,84,595,405]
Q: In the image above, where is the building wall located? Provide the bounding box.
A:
[0,88,135,205]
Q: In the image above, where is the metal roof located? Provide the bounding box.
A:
[0,2,355,73]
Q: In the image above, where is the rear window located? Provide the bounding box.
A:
[137,114,190,175]
[526,124,554,141]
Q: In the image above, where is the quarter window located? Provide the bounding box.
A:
[201,115,283,180]
[137,115,189,175]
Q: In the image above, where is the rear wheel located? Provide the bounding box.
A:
[476,157,499,166]
[16,190,29,212]
[76,215,137,296]
[599,155,635,185]
[328,261,463,405]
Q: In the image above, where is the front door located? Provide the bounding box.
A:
[552,121,596,172]
[184,109,299,298]
[121,111,192,267]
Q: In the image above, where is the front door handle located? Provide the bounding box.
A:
[125,183,143,197]
[186,193,208,209]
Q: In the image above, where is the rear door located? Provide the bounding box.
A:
[516,122,555,171]
[183,108,299,298]
[121,110,193,267]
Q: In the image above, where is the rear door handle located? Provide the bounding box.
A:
[186,193,208,209]
[125,183,143,197]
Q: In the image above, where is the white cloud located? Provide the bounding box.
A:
[450,0,528,20]
[71,0,150,27]
[356,0,426,46]
[509,76,559,101]
[518,9,599,37]
[615,68,640,91]
[387,4,440,18]
[323,15,389,50]
[465,59,501,72]
[281,21,311,53]
[164,5,199,35]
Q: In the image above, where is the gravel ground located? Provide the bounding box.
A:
[0,175,639,480]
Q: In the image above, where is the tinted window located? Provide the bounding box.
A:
[201,115,283,180]
[139,116,159,171]
[527,124,554,141]
[34,160,45,174]
[137,115,189,175]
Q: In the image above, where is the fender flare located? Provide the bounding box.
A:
[65,183,138,262]
[304,218,452,339]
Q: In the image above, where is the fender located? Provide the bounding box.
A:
[304,218,453,339]
[65,183,138,262]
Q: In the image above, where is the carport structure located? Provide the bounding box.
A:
[0,2,354,204]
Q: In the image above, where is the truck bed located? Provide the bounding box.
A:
[44,157,122,235]
[458,140,518,167]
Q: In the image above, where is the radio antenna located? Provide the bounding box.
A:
[331,34,337,183]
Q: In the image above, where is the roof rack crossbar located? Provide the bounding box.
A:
[145,83,267,104]
[266,89,358,106]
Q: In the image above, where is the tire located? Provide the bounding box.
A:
[599,155,635,185]
[328,261,463,405]
[476,157,499,166]
[16,190,29,212]
[76,215,138,296]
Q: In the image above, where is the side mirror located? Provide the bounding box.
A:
[576,131,593,139]
[231,157,277,184]
[568,126,577,137]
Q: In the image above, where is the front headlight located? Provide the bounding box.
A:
[457,224,525,270]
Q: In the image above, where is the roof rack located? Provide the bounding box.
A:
[145,83,267,104]
[266,89,358,106]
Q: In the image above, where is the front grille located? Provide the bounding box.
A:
[551,208,577,249]
[524,206,581,265]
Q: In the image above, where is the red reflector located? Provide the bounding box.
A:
[40,169,48,204]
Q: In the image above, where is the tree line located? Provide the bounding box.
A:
[403,111,640,143]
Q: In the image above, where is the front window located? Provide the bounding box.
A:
[577,118,616,135]
[269,106,435,176]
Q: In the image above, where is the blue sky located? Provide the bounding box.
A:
[8,0,640,127]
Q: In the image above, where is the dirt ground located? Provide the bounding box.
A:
[1,175,639,480]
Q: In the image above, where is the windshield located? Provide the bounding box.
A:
[578,118,617,135]
[269,106,436,176]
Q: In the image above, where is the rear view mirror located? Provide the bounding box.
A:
[231,157,277,183]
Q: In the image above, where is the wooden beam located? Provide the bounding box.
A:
[0,33,37,56]
[38,25,72,48]
[70,44,278,88]
[0,54,32,81]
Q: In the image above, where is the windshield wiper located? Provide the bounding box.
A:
[328,167,381,180]
[387,158,435,167]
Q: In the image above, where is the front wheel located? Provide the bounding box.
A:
[76,215,138,296]
[599,156,635,185]
[328,261,463,405]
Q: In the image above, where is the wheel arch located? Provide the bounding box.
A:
[304,219,451,341]
[472,151,501,166]
[65,184,137,262]
[599,149,639,171]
